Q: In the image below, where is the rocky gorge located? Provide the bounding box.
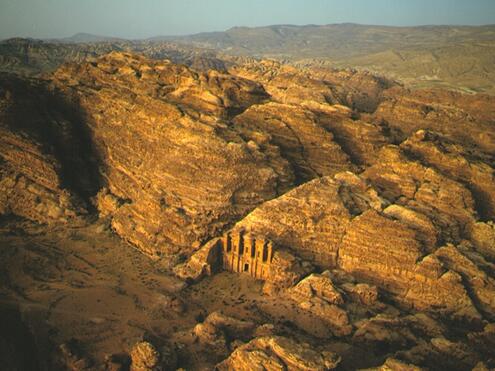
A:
[0,49,494,370]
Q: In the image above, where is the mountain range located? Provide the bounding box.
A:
[1,22,495,370]
[1,23,495,93]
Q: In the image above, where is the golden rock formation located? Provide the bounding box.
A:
[1,50,495,370]
[49,52,293,256]
[216,336,341,370]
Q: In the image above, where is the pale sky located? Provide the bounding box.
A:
[0,0,494,39]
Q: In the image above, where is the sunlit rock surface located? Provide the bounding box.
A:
[1,50,494,370]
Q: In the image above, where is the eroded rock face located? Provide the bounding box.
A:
[231,171,487,320]
[2,51,495,370]
[130,341,161,371]
[362,357,425,371]
[230,59,394,113]
[287,272,352,336]
[469,222,495,260]
[193,312,256,353]
[362,145,477,244]
[433,244,495,319]
[233,102,352,183]
[373,87,495,153]
[233,176,354,267]
[0,74,95,224]
[174,237,223,282]
[231,61,395,167]
[233,173,387,266]
[231,60,343,108]
[401,130,495,220]
[338,210,480,319]
[216,336,341,371]
[50,52,294,256]
[262,248,313,294]
[317,114,389,166]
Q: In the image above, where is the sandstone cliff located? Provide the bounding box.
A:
[231,173,487,320]
[0,73,98,224]
[1,51,495,370]
[49,52,295,256]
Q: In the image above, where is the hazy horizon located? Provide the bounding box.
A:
[3,22,495,42]
[1,0,495,40]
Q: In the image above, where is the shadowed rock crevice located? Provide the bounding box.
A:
[0,304,40,371]
[0,73,103,202]
[42,89,104,201]
[400,130,495,222]
[47,52,297,255]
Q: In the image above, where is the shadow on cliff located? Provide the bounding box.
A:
[1,73,104,206]
[0,304,41,370]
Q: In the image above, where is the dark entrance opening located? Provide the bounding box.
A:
[244,263,249,272]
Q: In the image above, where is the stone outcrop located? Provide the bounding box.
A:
[2,50,495,370]
[287,272,352,336]
[467,323,495,362]
[231,60,343,108]
[59,340,93,370]
[469,222,495,260]
[433,244,495,318]
[232,172,486,319]
[50,52,294,256]
[382,204,438,248]
[362,357,424,371]
[233,176,355,267]
[130,341,161,371]
[216,336,341,371]
[373,87,495,153]
[262,248,313,294]
[233,102,352,183]
[234,173,386,266]
[340,282,380,306]
[230,59,394,113]
[231,61,393,168]
[317,114,389,166]
[401,130,495,220]
[174,238,223,281]
[0,74,96,224]
[288,271,344,305]
[193,312,256,350]
[362,145,478,244]
[303,67,395,113]
[338,210,480,319]
[395,336,482,371]
[353,315,424,352]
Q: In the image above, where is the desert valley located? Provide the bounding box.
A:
[0,16,494,371]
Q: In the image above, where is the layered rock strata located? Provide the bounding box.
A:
[0,74,96,224]
[230,173,489,320]
[216,336,341,371]
[51,52,295,255]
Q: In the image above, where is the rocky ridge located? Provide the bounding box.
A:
[0,51,494,370]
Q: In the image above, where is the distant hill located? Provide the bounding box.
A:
[0,38,121,75]
[1,24,494,93]
[174,24,495,58]
[47,32,127,44]
[169,23,495,93]
[0,38,219,76]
